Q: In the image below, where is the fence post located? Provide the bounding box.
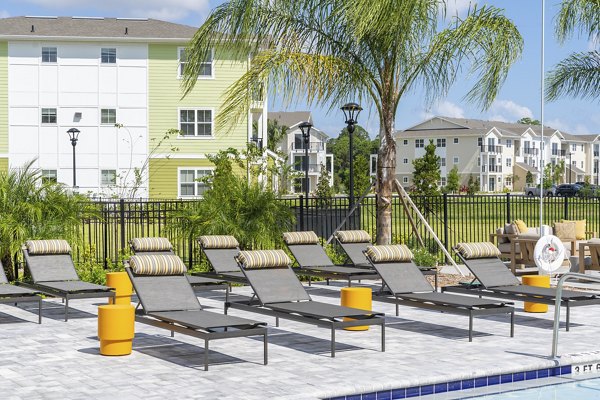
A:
[119,198,126,253]
[188,234,193,269]
[506,193,511,224]
[103,205,108,269]
[443,193,449,254]
[563,196,569,220]
[299,195,304,231]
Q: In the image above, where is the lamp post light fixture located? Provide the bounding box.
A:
[67,128,80,188]
[341,102,362,209]
[298,121,313,230]
[569,152,573,185]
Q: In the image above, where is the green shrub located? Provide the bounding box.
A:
[411,247,437,268]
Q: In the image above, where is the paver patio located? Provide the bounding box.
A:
[1,279,600,399]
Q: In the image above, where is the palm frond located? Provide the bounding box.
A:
[555,0,600,43]
[546,50,600,101]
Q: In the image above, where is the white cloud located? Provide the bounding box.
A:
[443,0,477,18]
[420,100,465,120]
[488,99,533,123]
[546,118,591,135]
[0,10,9,18]
[20,0,209,22]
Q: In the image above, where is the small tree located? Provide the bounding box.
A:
[552,160,565,184]
[315,163,334,206]
[445,166,460,194]
[412,140,441,196]
[266,119,288,152]
[526,171,534,185]
[467,175,479,195]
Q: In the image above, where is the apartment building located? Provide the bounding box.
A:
[268,111,333,194]
[0,16,266,198]
[394,116,600,192]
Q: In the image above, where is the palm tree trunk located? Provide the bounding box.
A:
[376,106,396,245]
[2,254,14,281]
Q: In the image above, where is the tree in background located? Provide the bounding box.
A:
[183,0,522,244]
[412,140,441,196]
[526,171,534,185]
[266,119,288,152]
[546,0,600,102]
[467,175,480,195]
[315,163,334,206]
[327,125,378,194]
[517,117,541,125]
[552,160,566,184]
[445,166,460,193]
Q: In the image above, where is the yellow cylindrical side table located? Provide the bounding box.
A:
[98,304,135,356]
[106,271,133,305]
[522,275,550,313]
[340,287,372,331]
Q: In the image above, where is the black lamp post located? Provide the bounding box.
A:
[67,128,80,188]
[341,102,362,208]
[299,121,313,225]
[568,152,573,184]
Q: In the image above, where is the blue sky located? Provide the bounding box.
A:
[1,0,598,138]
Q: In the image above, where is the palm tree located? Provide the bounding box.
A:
[266,119,288,152]
[182,0,523,244]
[546,0,600,101]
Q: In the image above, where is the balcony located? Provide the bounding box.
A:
[481,165,503,173]
[594,151,599,157]
[250,137,263,150]
[293,163,321,173]
[479,145,503,154]
[291,142,325,152]
[551,149,566,157]
[523,148,539,156]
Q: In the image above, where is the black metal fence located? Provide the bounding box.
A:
[77,194,600,267]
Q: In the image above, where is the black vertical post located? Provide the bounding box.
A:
[563,196,569,220]
[103,206,108,269]
[299,195,305,231]
[349,127,354,210]
[119,198,126,253]
[13,254,18,281]
[506,193,511,224]
[443,193,449,253]
[188,234,193,269]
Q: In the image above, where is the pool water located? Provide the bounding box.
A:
[469,377,600,399]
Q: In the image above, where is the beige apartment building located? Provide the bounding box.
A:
[393,117,600,192]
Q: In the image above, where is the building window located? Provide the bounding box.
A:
[572,160,576,166]
[403,158,408,164]
[101,109,116,124]
[453,156,459,164]
[403,139,408,145]
[41,169,57,184]
[178,48,213,78]
[477,157,481,167]
[436,138,446,148]
[506,139,512,148]
[415,139,424,148]
[101,48,116,64]
[101,170,117,186]
[572,143,577,152]
[179,169,212,197]
[581,144,584,151]
[403,176,409,184]
[497,177,502,183]
[505,177,512,187]
[439,177,447,186]
[506,158,512,167]
[581,161,584,168]
[293,155,306,171]
[42,47,57,63]
[179,109,213,137]
[477,137,483,147]
[453,137,459,144]
[370,154,377,175]
[41,108,57,124]
[439,158,446,167]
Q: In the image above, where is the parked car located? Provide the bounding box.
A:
[555,184,582,197]
[524,185,556,197]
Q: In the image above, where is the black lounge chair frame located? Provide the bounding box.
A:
[126,266,268,371]
[1,265,42,324]
[226,254,385,357]
[129,240,229,293]
[364,251,514,342]
[444,249,600,331]
[21,248,115,321]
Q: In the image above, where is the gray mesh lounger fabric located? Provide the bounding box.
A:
[460,257,521,288]
[297,265,375,275]
[338,242,371,268]
[490,285,598,300]
[396,292,506,308]
[0,284,40,296]
[267,301,381,319]
[35,280,111,293]
[288,243,334,268]
[374,262,434,294]
[203,248,242,274]
[149,310,263,330]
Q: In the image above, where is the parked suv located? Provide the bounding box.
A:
[555,184,582,197]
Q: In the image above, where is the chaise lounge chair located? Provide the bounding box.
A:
[130,237,228,292]
[125,254,267,371]
[1,262,42,324]
[226,249,385,357]
[21,239,115,321]
[443,242,600,331]
[335,229,439,289]
[194,235,247,284]
[283,231,379,286]
[364,244,514,341]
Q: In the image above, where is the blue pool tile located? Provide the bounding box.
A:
[500,374,512,384]
[561,365,572,375]
[330,397,345,400]
[525,370,537,380]
[405,387,419,398]
[434,383,448,393]
[550,367,561,376]
[513,372,525,382]
[448,381,462,391]
[362,392,376,400]
[420,385,434,396]
[475,377,487,388]
[347,395,361,400]
[488,375,500,385]
[462,379,475,390]
[538,368,549,378]
[376,390,391,400]
[391,388,405,399]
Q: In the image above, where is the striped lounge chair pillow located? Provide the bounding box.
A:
[455,242,501,259]
[365,244,413,263]
[26,239,72,255]
[129,254,187,275]
[237,250,290,269]
[335,230,371,243]
[282,231,319,245]
[198,235,239,249]
[130,237,172,252]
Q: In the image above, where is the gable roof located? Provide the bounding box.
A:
[0,16,198,41]
[267,111,312,129]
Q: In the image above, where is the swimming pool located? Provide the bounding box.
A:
[468,377,600,399]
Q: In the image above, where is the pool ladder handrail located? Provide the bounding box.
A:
[551,272,600,358]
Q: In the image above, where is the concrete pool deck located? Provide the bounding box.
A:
[1,279,600,399]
